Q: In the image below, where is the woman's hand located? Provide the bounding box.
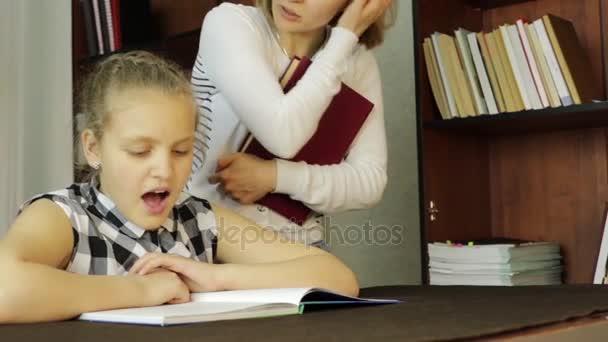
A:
[337,0,393,37]
[130,253,222,293]
[208,153,277,205]
[135,269,191,305]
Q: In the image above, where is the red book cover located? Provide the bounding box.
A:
[111,0,121,49]
[241,57,374,225]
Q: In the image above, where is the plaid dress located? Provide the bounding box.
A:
[20,181,218,275]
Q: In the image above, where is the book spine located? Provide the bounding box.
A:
[494,29,525,111]
[97,0,111,53]
[111,0,121,49]
[423,38,450,119]
[594,211,608,284]
[103,0,115,51]
[91,0,104,54]
[516,19,549,108]
[533,19,572,106]
[477,32,506,112]
[431,33,459,118]
[455,29,488,115]
[526,23,561,108]
[467,32,498,114]
[500,25,532,110]
[446,36,477,116]
[80,0,98,57]
[508,25,542,110]
[542,15,581,104]
[488,30,519,112]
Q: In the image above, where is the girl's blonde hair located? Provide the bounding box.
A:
[75,50,195,180]
[256,0,397,49]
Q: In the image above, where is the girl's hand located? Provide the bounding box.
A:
[208,153,277,205]
[130,253,222,293]
[337,0,393,37]
[136,269,191,305]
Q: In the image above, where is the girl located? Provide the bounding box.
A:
[0,51,358,323]
[188,0,395,247]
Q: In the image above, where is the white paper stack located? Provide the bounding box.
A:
[428,240,562,286]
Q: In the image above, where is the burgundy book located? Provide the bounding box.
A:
[241,56,374,225]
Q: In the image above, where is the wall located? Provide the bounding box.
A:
[328,0,421,287]
[0,0,73,236]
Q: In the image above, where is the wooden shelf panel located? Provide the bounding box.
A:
[423,103,608,135]
[75,28,201,68]
[468,0,535,10]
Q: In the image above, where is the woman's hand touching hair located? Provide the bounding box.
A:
[337,0,393,37]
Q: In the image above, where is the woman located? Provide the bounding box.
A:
[188,0,394,247]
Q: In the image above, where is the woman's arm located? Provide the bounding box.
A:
[0,200,188,323]
[213,50,388,212]
[198,4,357,158]
[273,50,388,213]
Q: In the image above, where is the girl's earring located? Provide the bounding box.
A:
[91,161,101,170]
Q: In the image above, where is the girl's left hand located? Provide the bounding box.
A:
[129,253,222,293]
[208,153,277,204]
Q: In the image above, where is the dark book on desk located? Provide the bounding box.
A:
[241,57,374,225]
[78,287,399,326]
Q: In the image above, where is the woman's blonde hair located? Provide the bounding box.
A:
[75,50,195,180]
[256,0,396,49]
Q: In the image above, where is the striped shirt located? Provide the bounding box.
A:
[20,181,218,276]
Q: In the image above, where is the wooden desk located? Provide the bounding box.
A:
[2,285,608,341]
[477,315,608,341]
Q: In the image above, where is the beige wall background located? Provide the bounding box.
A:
[0,0,73,237]
[328,0,422,287]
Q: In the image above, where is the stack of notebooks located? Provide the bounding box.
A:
[428,239,563,286]
[422,13,595,119]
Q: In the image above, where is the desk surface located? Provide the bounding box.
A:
[3,285,608,342]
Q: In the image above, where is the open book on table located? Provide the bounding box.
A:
[78,287,400,326]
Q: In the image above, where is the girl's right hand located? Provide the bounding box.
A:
[337,0,393,37]
[138,270,191,305]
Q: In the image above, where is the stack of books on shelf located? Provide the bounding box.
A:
[422,13,595,120]
[428,239,563,286]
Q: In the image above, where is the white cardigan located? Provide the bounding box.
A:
[187,3,387,243]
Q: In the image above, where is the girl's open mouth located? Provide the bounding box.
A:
[142,190,170,215]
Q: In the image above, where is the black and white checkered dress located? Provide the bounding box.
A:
[20,181,218,275]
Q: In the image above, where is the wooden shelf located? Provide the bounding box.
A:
[75,28,201,68]
[467,0,536,10]
[424,102,608,135]
[415,0,608,284]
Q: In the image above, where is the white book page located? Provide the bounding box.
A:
[79,302,270,325]
[191,288,314,305]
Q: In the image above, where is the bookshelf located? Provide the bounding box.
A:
[415,0,608,283]
[70,0,253,181]
[71,0,227,70]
